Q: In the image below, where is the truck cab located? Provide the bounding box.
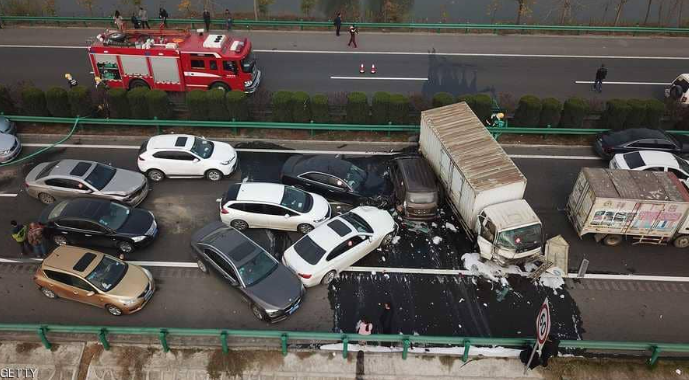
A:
[475,199,543,264]
[666,74,689,106]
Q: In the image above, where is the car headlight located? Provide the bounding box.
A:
[132,236,147,243]
[314,215,328,223]
[265,308,281,317]
[121,298,138,306]
[244,80,253,87]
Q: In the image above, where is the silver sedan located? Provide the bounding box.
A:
[0,134,21,163]
[25,159,149,206]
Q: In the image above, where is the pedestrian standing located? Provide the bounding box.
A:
[224,9,233,31]
[114,10,124,31]
[65,73,78,89]
[594,64,607,93]
[94,77,110,118]
[379,301,395,347]
[10,220,29,256]
[138,7,150,29]
[203,9,212,32]
[27,222,47,258]
[159,7,169,28]
[334,13,342,36]
[131,13,140,29]
[348,24,358,48]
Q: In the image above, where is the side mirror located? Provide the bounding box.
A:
[86,291,95,297]
[193,158,200,163]
[284,214,290,219]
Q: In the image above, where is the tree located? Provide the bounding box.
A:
[514,0,534,25]
[257,0,274,17]
[43,0,57,16]
[76,0,96,16]
[613,0,629,26]
[301,0,317,17]
[678,0,686,27]
[643,0,653,25]
[560,0,572,24]
[178,0,194,17]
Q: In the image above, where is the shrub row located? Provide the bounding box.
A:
[601,98,665,130]
[185,89,250,121]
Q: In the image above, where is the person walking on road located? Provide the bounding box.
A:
[333,13,342,36]
[27,222,47,258]
[224,9,234,31]
[594,64,607,93]
[138,7,150,29]
[114,10,124,31]
[348,24,358,48]
[159,7,169,28]
[10,220,29,256]
[203,9,212,32]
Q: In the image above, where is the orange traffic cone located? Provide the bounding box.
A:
[371,64,376,74]
[360,64,365,74]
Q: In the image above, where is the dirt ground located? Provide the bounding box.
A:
[541,357,689,380]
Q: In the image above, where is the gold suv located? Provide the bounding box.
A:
[34,246,155,316]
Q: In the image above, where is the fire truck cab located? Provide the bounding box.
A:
[88,29,261,93]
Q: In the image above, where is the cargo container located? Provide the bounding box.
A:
[419,102,544,264]
[566,167,689,247]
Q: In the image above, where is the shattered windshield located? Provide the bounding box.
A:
[495,224,542,253]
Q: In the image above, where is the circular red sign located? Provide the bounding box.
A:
[536,300,551,345]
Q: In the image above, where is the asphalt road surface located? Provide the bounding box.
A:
[1,28,688,99]
[1,137,688,344]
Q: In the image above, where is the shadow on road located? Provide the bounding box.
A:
[422,48,495,98]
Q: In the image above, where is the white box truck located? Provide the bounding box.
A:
[419,102,544,265]
[567,167,689,248]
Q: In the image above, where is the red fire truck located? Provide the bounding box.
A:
[87,28,261,93]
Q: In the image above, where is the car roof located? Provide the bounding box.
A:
[42,245,104,275]
[307,216,356,251]
[633,150,681,167]
[56,198,114,220]
[147,134,195,151]
[393,157,437,192]
[292,155,353,178]
[235,183,285,203]
[203,227,263,267]
[606,128,669,145]
[47,159,95,178]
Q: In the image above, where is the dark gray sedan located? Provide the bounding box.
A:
[25,159,149,206]
[191,221,305,323]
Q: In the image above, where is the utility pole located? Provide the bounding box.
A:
[254,0,259,20]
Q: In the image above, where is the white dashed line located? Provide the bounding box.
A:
[575,80,670,86]
[508,154,602,160]
[0,194,18,197]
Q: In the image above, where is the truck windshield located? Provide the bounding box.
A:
[495,224,542,253]
[241,51,255,73]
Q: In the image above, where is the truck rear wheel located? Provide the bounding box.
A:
[674,235,689,248]
[210,82,230,92]
[129,79,150,90]
[602,234,622,246]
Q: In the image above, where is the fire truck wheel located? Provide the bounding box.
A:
[210,82,230,92]
[129,79,150,90]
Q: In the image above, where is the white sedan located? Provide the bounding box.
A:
[610,150,689,186]
[282,206,396,287]
[137,134,238,182]
[219,182,331,234]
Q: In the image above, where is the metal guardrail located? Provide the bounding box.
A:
[1,15,689,35]
[0,323,686,365]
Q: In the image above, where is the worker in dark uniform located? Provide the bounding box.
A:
[65,73,78,89]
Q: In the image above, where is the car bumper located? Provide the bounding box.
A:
[123,181,150,207]
[220,156,239,176]
[244,70,261,94]
[593,139,611,159]
[0,141,21,163]
[266,289,304,323]
[122,280,156,314]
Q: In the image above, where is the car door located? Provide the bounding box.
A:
[263,204,299,230]
[152,151,198,176]
[54,219,89,245]
[43,178,92,200]
[75,220,118,248]
[65,274,103,307]
[298,172,328,192]
[324,174,354,203]
[325,235,368,273]
[42,270,79,300]
[241,203,268,228]
[203,248,245,293]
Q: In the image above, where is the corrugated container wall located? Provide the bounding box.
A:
[419,102,527,229]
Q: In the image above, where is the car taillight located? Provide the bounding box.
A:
[683,96,688,103]
[24,182,29,188]
[298,273,312,279]
[138,156,145,161]
[221,208,229,214]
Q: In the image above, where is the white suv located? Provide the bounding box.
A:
[137,134,238,182]
[219,182,331,234]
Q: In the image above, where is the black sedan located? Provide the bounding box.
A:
[280,155,390,206]
[39,198,158,256]
[190,222,305,323]
[594,128,689,159]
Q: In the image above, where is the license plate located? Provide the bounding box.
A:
[287,300,301,315]
[144,290,153,301]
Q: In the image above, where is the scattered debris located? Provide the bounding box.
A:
[392,236,401,245]
[432,236,442,245]
[445,222,458,232]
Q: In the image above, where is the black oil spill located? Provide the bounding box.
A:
[328,272,584,340]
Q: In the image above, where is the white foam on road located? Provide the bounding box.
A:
[575,80,671,86]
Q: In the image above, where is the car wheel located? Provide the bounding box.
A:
[40,287,57,299]
[147,169,165,182]
[197,259,209,273]
[52,235,68,246]
[38,193,56,205]
[674,235,689,248]
[602,234,623,247]
[206,169,223,181]
[381,232,395,247]
[105,304,123,316]
[251,304,267,321]
[297,223,314,234]
[118,241,134,254]
[231,219,248,231]
[321,270,337,285]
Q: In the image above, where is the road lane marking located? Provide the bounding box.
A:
[0,194,18,197]
[508,154,601,160]
[3,44,689,60]
[575,80,670,86]
[128,260,198,268]
[23,143,138,149]
[330,76,428,81]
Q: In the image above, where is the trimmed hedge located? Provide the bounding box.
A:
[186,90,207,121]
[603,99,632,130]
[0,85,15,115]
[68,86,93,117]
[45,87,71,117]
[226,90,249,121]
[292,91,312,123]
[513,95,542,126]
[311,94,329,123]
[127,87,150,119]
[389,94,410,125]
[21,87,48,116]
[432,92,455,108]
[539,98,562,127]
[624,99,646,129]
[644,99,665,129]
[457,94,476,111]
[346,92,369,124]
[207,89,228,121]
[107,88,130,119]
[147,90,173,120]
[371,92,390,125]
[272,91,294,122]
[560,97,589,128]
[471,94,493,125]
